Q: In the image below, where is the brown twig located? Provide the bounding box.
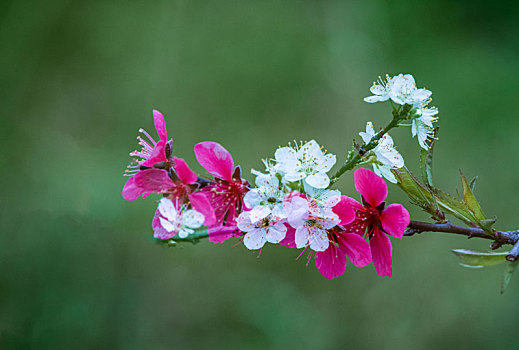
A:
[405,220,519,261]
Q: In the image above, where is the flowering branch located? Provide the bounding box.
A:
[121,73,518,291]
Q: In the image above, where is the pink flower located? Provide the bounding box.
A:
[281,194,372,279]
[342,168,410,277]
[127,109,170,168]
[123,109,173,199]
[123,156,215,226]
[194,141,249,242]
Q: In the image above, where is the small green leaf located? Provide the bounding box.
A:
[479,217,497,231]
[431,188,477,225]
[501,260,519,294]
[460,170,486,222]
[393,167,433,206]
[452,249,509,268]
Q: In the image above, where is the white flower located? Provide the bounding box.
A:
[274,140,336,189]
[389,74,431,106]
[237,211,287,250]
[244,171,289,221]
[157,198,205,238]
[363,75,392,103]
[364,74,431,107]
[284,195,340,252]
[358,122,404,183]
[412,118,435,150]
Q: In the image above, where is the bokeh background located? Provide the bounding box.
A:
[1,0,518,349]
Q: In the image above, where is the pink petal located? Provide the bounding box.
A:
[380,203,410,238]
[173,157,198,184]
[354,168,388,207]
[153,109,168,141]
[332,196,356,225]
[194,142,234,181]
[188,192,216,226]
[370,228,393,277]
[315,243,348,279]
[338,232,371,267]
[122,176,145,201]
[132,168,175,194]
[152,208,175,240]
[279,225,296,248]
[207,226,241,243]
[140,139,168,167]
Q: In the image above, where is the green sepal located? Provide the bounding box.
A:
[452,249,509,268]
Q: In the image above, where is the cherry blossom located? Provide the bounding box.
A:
[342,168,410,277]
[152,198,205,240]
[274,140,336,189]
[194,142,249,242]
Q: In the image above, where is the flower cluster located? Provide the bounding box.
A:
[364,73,439,149]
[123,115,410,279]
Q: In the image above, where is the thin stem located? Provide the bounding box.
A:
[329,111,402,186]
[404,220,519,261]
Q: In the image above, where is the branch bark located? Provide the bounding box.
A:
[405,220,519,261]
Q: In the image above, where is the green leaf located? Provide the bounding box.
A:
[479,217,497,231]
[452,249,509,268]
[501,260,519,294]
[460,170,486,222]
[393,167,433,206]
[431,187,477,225]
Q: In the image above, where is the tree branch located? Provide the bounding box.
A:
[405,220,519,261]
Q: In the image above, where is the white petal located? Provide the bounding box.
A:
[243,229,267,250]
[359,121,375,143]
[309,228,329,252]
[255,173,279,189]
[411,120,417,137]
[370,83,385,95]
[275,147,300,173]
[295,226,310,248]
[183,209,205,229]
[159,217,178,233]
[244,190,262,209]
[299,140,322,161]
[412,88,432,102]
[285,196,309,227]
[324,195,341,209]
[178,228,194,238]
[284,172,305,183]
[158,198,177,222]
[305,172,330,189]
[265,223,287,243]
[316,154,336,173]
[320,215,340,230]
[364,95,388,103]
[249,205,272,224]
[236,212,255,232]
[271,203,287,220]
[374,164,397,183]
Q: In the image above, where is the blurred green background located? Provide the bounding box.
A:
[1,0,518,349]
